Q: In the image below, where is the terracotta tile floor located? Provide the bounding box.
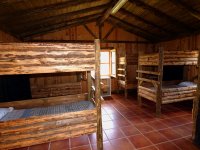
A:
[13,93,200,150]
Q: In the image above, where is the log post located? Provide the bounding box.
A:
[95,39,103,150]
[156,48,164,117]
[125,52,128,99]
[137,54,142,106]
[87,71,92,100]
[193,50,200,141]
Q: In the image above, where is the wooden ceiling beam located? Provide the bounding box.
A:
[98,0,127,25]
[27,39,149,44]
[107,18,153,41]
[110,15,160,40]
[119,8,175,35]
[129,0,195,32]
[9,4,106,31]
[168,0,200,20]
[21,14,101,40]
[83,24,97,39]
[103,25,116,39]
[0,0,97,21]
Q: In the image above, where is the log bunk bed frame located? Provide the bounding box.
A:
[136,49,198,116]
[0,39,103,150]
[117,53,138,98]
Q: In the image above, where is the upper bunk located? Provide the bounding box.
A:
[139,50,198,66]
[0,43,95,75]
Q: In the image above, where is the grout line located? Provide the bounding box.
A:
[88,135,93,150]
[48,142,51,150]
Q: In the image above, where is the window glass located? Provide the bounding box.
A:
[100,52,109,63]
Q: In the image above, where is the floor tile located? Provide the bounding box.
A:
[144,131,168,144]
[104,128,125,140]
[29,143,49,150]
[114,118,131,127]
[128,134,152,149]
[120,125,140,136]
[103,120,119,129]
[173,138,199,150]
[127,116,144,125]
[172,125,191,137]
[158,128,182,140]
[135,123,155,133]
[110,138,135,150]
[50,139,69,150]
[71,145,91,150]
[148,120,168,130]
[102,115,112,122]
[71,135,89,148]
[139,145,158,150]
[159,118,179,127]
[109,113,124,120]
[156,142,180,150]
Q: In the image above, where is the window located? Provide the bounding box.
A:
[100,49,116,77]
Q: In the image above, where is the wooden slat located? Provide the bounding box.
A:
[136,77,160,84]
[137,70,160,75]
[0,93,87,109]
[31,82,82,98]
[0,43,95,75]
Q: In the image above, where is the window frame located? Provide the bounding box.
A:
[100,49,116,77]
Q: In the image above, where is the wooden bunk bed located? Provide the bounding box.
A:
[117,53,138,98]
[137,50,198,116]
[0,40,103,150]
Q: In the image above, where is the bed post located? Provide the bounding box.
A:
[156,48,164,117]
[137,53,142,106]
[193,50,200,141]
[87,71,92,100]
[95,39,103,150]
[125,52,128,99]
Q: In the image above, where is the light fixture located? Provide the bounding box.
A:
[111,0,128,14]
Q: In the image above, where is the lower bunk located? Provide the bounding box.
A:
[138,81,197,114]
[0,94,97,150]
[118,80,137,98]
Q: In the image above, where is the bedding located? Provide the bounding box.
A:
[146,81,197,91]
[0,107,13,119]
[1,100,95,121]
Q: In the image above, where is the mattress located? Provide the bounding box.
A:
[147,81,197,91]
[1,100,95,121]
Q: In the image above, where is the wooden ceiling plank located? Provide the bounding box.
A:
[129,0,195,32]
[110,15,160,39]
[0,0,24,5]
[107,18,153,41]
[0,0,97,21]
[21,14,101,40]
[98,0,127,25]
[119,8,175,35]
[103,25,116,39]
[10,4,107,31]
[168,0,200,20]
[83,24,97,39]
[28,39,149,44]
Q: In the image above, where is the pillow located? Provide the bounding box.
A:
[178,81,195,87]
[0,107,14,119]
